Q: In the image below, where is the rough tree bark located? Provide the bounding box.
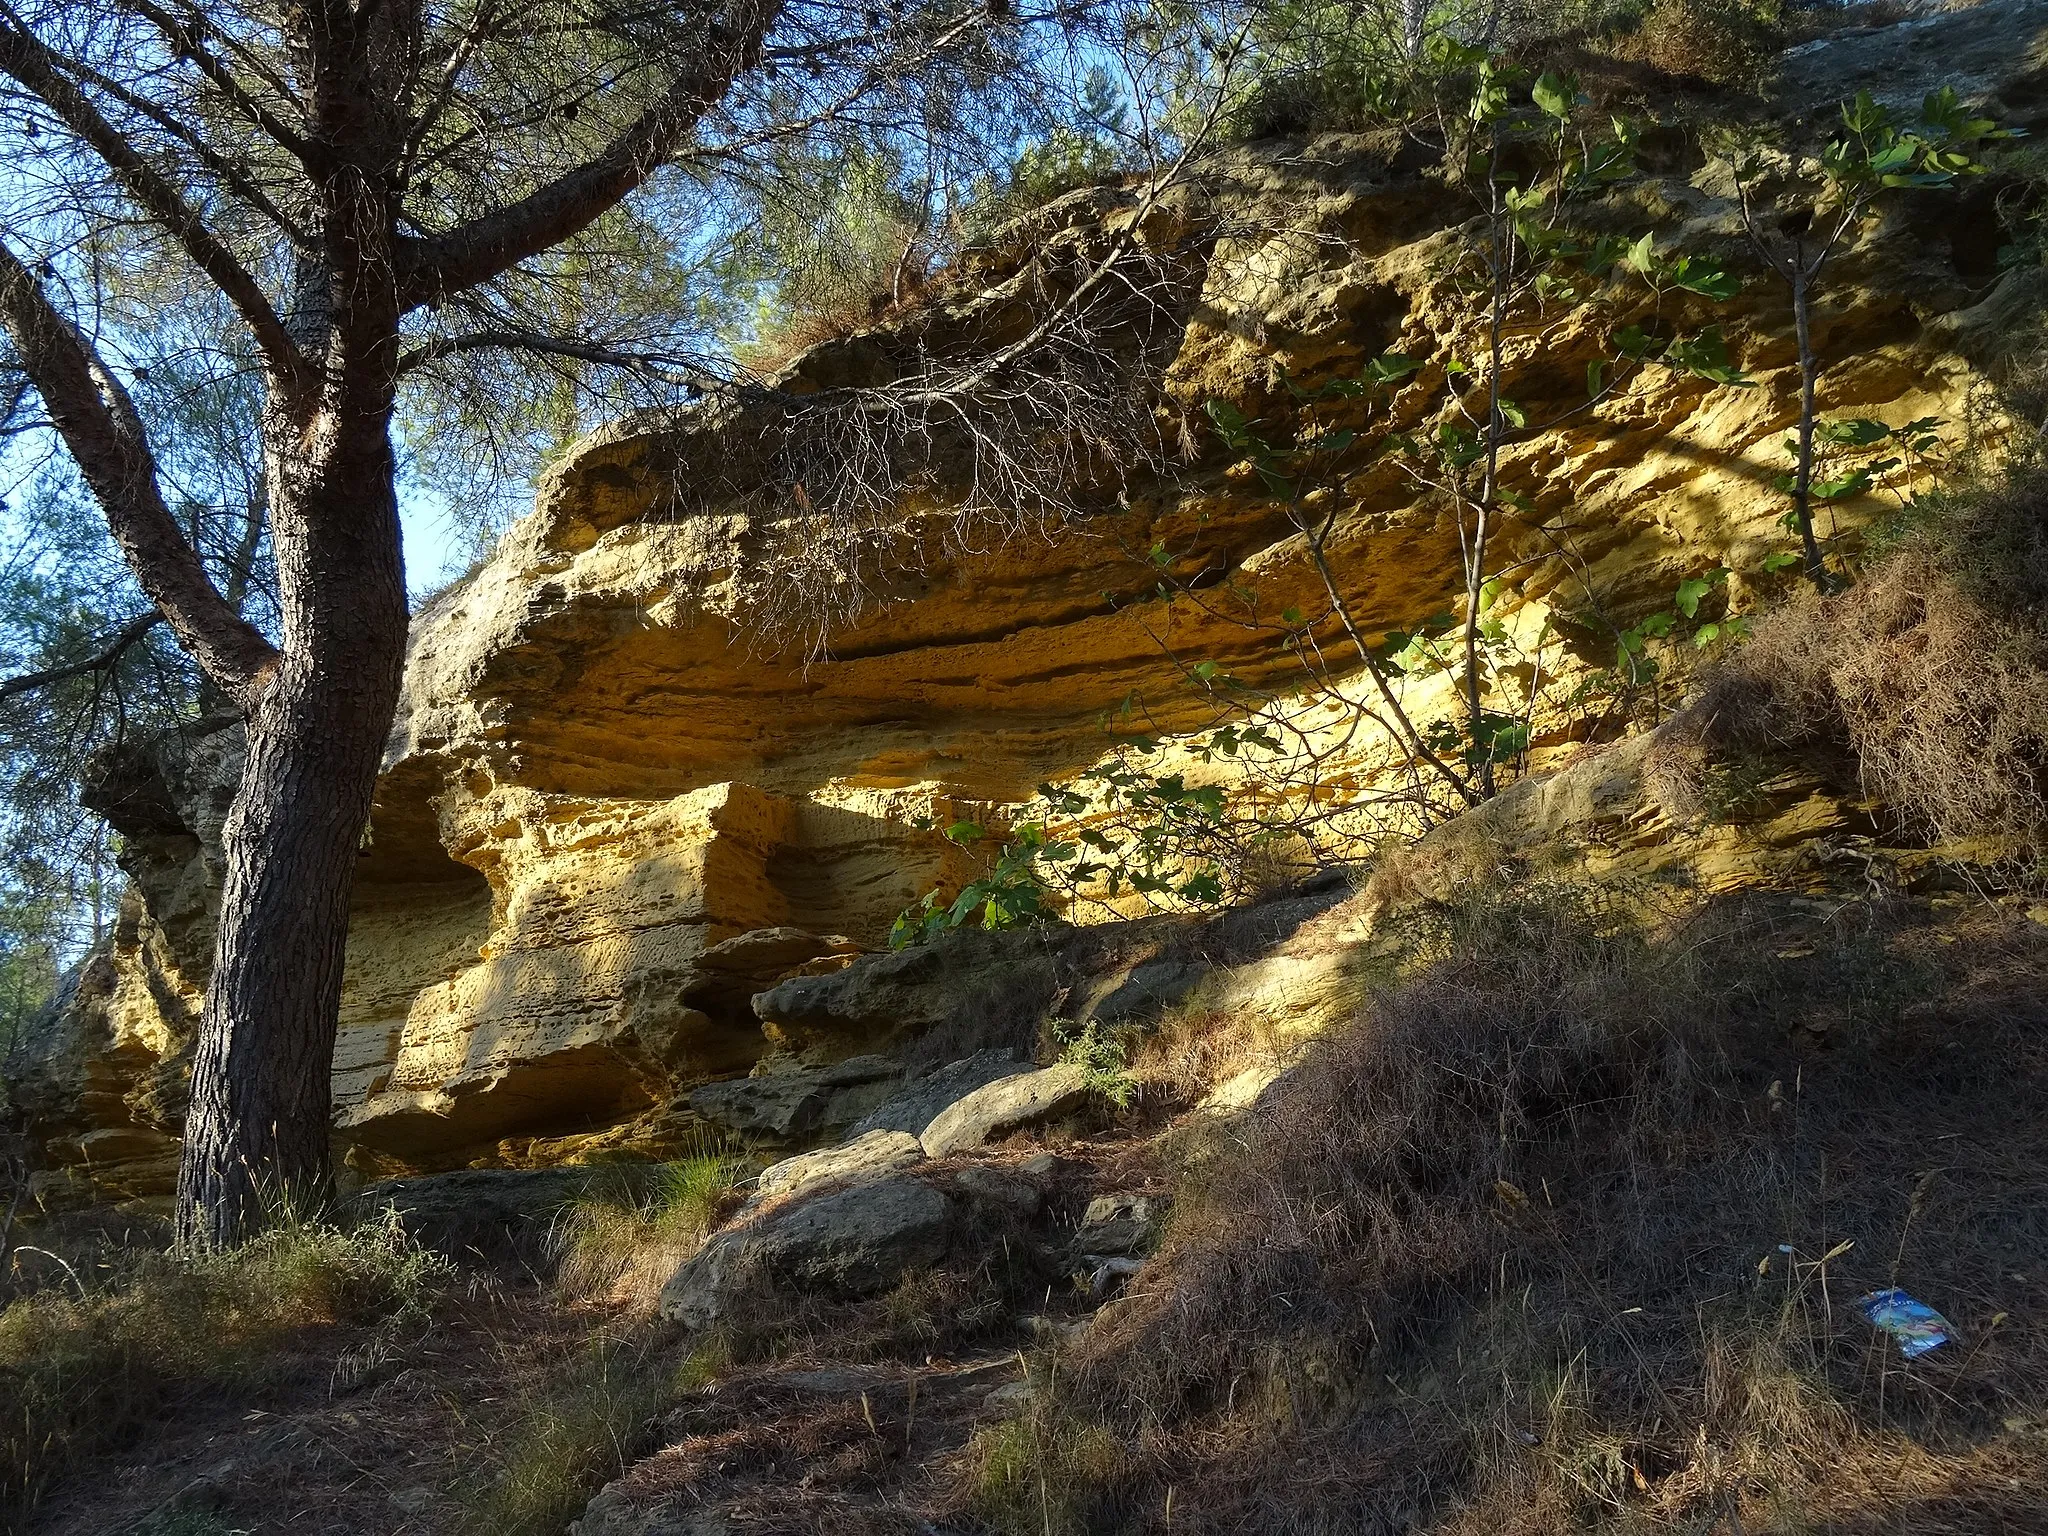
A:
[0,0,785,1245]
[176,411,410,1243]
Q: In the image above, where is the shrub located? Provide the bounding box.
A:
[1664,467,2048,856]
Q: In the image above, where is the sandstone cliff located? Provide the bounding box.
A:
[15,0,2048,1201]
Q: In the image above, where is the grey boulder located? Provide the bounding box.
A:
[848,1048,1025,1137]
[753,1129,926,1205]
[688,1054,901,1140]
[1074,1192,1163,1256]
[919,1064,1092,1157]
[659,1175,952,1328]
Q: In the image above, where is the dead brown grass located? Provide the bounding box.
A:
[0,1213,452,1530]
[942,884,2048,1534]
[1601,0,1782,89]
[1660,468,2048,858]
[550,1152,747,1312]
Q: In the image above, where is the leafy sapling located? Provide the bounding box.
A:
[1203,54,1748,800]
[1713,88,2016,591]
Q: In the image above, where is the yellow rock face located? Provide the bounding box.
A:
[22,8,2045,1189]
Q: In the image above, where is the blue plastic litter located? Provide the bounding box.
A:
[1855,1289,1954,1358]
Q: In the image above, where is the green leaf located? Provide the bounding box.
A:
[1587,357,1607,399]
[1811,470,1874,501]
[1497,398,1528,429]
[1664,255,1741,301]
[1663,327,1754,387]
[1673,566,1728,618]
[1819,417,1890,447]
[1367,352,1423,385]
[1761,551,1801,574]
[944,821,985,842]
[1532,71,1577,121]
[1255,465,1296,499]
[1204,398,1247,432]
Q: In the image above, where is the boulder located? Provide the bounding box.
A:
[752,926,1063,1059]
[919,1065,1092,1157]
[353,1166,662,1262]
[752,1129,926,1205]
[1074,1192,1164,1257]
[658,1175,952,1328]
[847,1048,1025,1137]
[688,1054,901,1140]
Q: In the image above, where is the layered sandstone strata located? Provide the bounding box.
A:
[14,0,2046,1197]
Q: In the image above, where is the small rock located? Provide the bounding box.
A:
[1084,1255,1145,1299]
[754,1129,925,1204]
[984,1379,1036,1413]
[659,1175,952,1328]
[920,1064,1092,1157]
[1075,1192,1163,1256]
[848,1048,1025,1137]
[389,1485,435,1515]
[1022,1312,1090,1346]
[1020,1151,1078,1178]
[574,1479,735,1535]
[951,1164,1042,1217]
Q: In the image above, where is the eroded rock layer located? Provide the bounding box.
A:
[16,0,2048,1198]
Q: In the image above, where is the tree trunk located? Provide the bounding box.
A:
[175,419,408,1250]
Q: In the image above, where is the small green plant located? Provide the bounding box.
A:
[962,1391,1127,1536]
[892,739,1249,947]
[1050,1018,1137,1109]
[891,820,1064,948]
[1713,87,2017,589]
[1761,414,1958,568]
[458,1329,670,1536]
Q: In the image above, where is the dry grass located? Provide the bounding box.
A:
[454,1321,678,1536]
[1661,469,2048,858]
[942,883,2048,1533]
[550,1150,748,1311]
[0,1210,450,1529]
[1602,0,1783,88]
